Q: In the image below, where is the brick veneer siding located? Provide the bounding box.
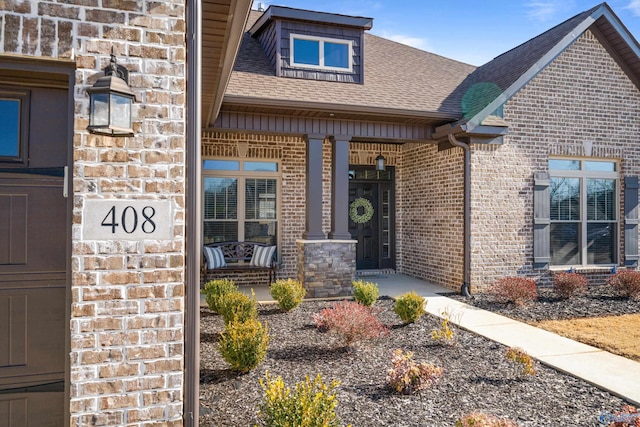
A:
[470,30,640,289]
[2,2,187,426]
[398,143,465,290]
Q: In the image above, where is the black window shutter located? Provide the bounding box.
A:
[624,176,639,267]
[533,173,550,269]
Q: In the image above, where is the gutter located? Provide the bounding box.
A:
[447,134,472,297]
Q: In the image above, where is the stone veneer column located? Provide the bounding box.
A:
[297,239,356,298]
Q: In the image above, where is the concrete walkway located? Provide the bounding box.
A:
[234,273,640,406]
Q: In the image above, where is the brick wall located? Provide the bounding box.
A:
[2,1,187,426]
[398,143,465,290]
[471,30,640,288]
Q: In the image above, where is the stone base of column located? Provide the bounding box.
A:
[297,239,357,298]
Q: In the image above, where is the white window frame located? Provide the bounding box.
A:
[202,159,281,246]
[289,34,353,72]
[549,158,619,268]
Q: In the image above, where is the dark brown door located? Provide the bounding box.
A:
[0,82,69,426]
[348,167,395,270]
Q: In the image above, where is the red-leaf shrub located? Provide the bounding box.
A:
[386,348,443,395]
[489,276,538,306]
[603,405,640,427]
[607,270,640,299]
[553,272,588,299]
[456,411,520,427]
[312,300,389,347]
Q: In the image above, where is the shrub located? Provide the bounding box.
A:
[257,372,343,427]
[201,278,237,313]
[218,290,257,324]
[456,411,520,427]
[602,405,640,427]
[553,272,588,299]
[386,349,443,395]
[505,347,536,378]
[218,317,268,373]
[393,291,426,323]
[352,280,379,306]
[607,270,640,299]
[312,300,388,347]
[270,278,306,312]
[431,311,455,345]
[489,276,538,306]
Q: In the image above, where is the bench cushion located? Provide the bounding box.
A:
[204,246,227,269]
[250,245,276,268]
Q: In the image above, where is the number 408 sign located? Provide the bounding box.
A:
[84,200,172,240]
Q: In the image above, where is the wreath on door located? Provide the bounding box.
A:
[349,197,374,224]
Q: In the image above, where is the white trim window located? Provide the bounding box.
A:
[290,34,353,72]
[549,158,619,267]
[203,159,279,245]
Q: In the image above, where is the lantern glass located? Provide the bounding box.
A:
[375,154,385,171]
[90,92,109,127]
[110,93,132,130]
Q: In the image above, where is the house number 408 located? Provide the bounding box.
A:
[101,205,157,234]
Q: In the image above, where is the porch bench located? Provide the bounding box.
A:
[203,241,277,285]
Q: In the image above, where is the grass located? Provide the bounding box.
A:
[534,314,640,361]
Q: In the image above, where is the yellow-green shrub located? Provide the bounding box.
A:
[505,347,536,378]
[270,278,306,312]
[352,280,379,306]
[218,317,268,373]
[257,372,343,427]
[393,291,426,324]
[218,290,257,324]
[201,278,237,313]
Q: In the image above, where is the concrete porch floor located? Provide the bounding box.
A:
[201,272,640,407]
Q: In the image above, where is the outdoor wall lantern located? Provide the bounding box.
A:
[87,50,136,137]
[375,153,385,171]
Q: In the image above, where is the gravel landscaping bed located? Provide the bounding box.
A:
[199,295,632,427]
[446,286,640,323]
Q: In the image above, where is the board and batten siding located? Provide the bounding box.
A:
[279,20,363,83]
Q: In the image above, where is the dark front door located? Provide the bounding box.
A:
[349,167,395,270]
[0,78,70,426]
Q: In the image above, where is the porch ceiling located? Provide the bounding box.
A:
[201,0,252,129]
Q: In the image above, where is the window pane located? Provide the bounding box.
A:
[203,222,238,244]
[550,223,580,265]
[0,99,20,157]
[584,161,615,172]
[587,179,615,221]
[587,223,615,264]
[244,161,278,172]
[550,177,580,220]
[293,38,320,65]
[203,160,239,171]
[324,42,349,68]
[245,222,277,246]
[549,159,579,170]
[204,177,237,220]
[245,178,277,220]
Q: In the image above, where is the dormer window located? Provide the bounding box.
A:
[290,34,352,72]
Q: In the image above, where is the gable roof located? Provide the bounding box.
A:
[217,9,476,127]
[452,2,640,136]
[218,3,640,137]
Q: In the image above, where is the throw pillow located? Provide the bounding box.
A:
[250,245,276,267]
[204,246,226,269]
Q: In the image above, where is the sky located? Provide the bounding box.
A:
[250,0,640,66]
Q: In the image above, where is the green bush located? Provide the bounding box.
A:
[218,290,257,324]
[393,291,426,324]
[352,280,379,306]
[201,278,237,313]
[218,317,268,373]
[257,372,343,427]
[270,278,306,312]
